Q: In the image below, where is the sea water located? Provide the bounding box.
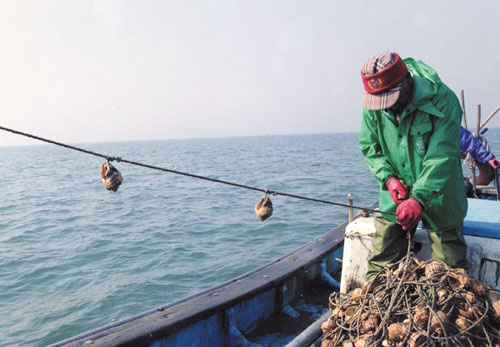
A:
[0,130,499,346]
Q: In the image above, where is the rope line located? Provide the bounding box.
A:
[0,125,396,216]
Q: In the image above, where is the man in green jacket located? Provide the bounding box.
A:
[358,52,468,279]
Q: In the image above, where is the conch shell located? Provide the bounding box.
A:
[321,316,336,334]
[255,195,273,221]
[436,288,449,303]
[455,316,470,331]
[425,260,447,277]
[101,162,123,191]
[361,315,379,333]
[354,334,373,347]
[408,332,426,347]
[413,308,429,329]
[487,289,500,320]
[344,305,359,325]
[468,277,486,296]
[448,268,469,290]
[351,288,364,303]
[430,311,448,334]
[457,303,475,319]
[462,290,476,304]
[320,337,335,347]
[387,323,409,341]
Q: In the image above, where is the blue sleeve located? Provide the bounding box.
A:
[460,126,494,163]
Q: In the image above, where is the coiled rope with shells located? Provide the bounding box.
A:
[321,233,500,347]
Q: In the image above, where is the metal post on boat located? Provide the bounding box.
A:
[348,194,353,222]
[475,105,481,138]
[495,169,500,202]
[471,105,481,196]
[460,90,468,129]
[479,103,500,131]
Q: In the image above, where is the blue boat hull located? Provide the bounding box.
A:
[52,222,346,346]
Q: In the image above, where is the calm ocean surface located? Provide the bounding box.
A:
[1,130,499,346]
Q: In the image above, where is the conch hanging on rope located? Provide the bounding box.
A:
[101,162,123,192]
[255,195,273,221]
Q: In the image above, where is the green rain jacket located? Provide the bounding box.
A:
[358,58,467,232]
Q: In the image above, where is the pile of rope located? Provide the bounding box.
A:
[321,251,500,346]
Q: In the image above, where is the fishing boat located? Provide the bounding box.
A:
[1,97,497,346]
[51,192,500,347]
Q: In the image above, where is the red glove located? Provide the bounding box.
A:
[489,157,500,169]
[396,198,423,230]
[386,177,408,205]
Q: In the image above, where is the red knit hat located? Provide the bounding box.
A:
[361,52,408,110]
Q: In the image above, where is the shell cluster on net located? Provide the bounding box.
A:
[101,162,123,192]
[321,255,500,346]
[255,195,273,221]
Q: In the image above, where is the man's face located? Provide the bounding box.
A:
[387,74,414,114]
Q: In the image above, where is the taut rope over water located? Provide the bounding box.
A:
[0,125,396,217]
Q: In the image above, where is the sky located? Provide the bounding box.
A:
[1,0,500,147]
